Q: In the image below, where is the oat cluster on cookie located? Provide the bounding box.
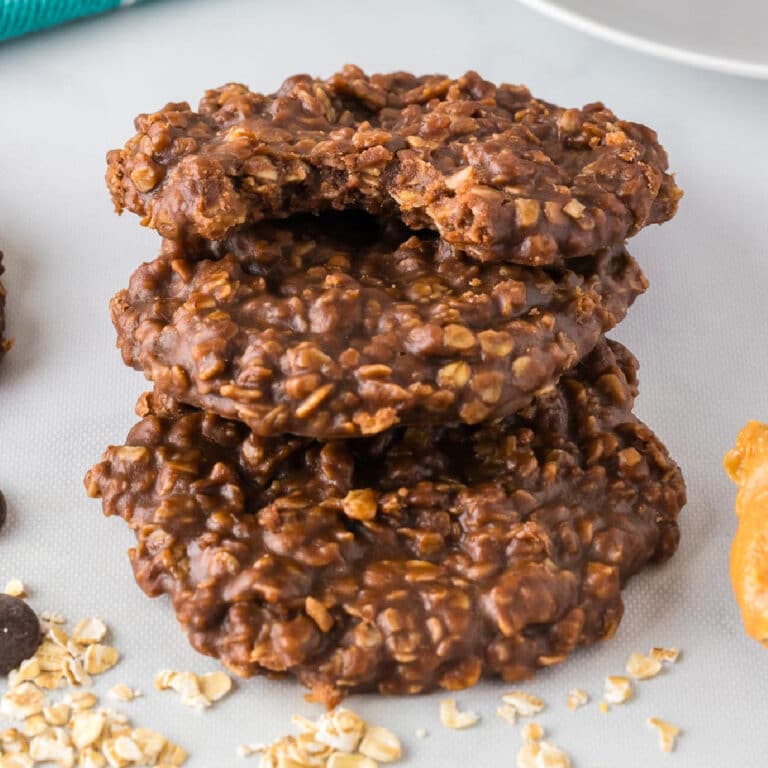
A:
[88,68,685,706]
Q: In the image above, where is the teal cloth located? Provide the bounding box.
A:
[1,0,143,41]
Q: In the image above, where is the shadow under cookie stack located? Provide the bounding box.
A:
[86,67,686,707]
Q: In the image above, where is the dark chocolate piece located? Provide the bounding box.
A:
[0,596,40,675]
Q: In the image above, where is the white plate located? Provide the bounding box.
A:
[517,0,768,78]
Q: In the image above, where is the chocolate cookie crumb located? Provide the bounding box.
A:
[0,595,40,675]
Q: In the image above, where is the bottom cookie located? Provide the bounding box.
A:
[85,340,684,706]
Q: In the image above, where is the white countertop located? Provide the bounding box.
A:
[1,1,767,765]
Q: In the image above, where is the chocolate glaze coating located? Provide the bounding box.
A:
[106,66,681,265]
[85,340,685,706]
[111,213,646,439]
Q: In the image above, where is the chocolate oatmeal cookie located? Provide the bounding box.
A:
[106,66,681,265]
[0,252,11,362]
[85,340,685,705]
[110,214,646,439]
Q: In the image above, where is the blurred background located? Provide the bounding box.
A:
[3,0,768,77]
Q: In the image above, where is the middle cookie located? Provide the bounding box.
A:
[112,214,646,438]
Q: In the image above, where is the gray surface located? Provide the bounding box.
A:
[0,1,767,765]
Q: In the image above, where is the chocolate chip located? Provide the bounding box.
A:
[0,595,40,675]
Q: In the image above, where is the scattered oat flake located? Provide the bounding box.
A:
[82,643,119,676]
[497,702,518,724]
[599,702,610,714]
[157,739,188,765]
[521,722,544,743]
[415,727,428,739]
[72,617,108,646]
[626,652,663,680]
[71,710,106,749]
[0,608,188,768]
[40,610,66,624]
[566,688,589,711]
[42,701,70,726]
[0,754,34,768]
[29,731,75,766]
[47,625,69,649]
[517,739,571,768]
[648,717,681,752]
[66,691,98,711]
[9,658,40,687]
[64,656,92,687]
[291,713,318,735]
[1,682,47,720]
[22,713,48,737]
[439,698,479,730]
[108,684,141,702]
[537,741,571,768]
[501,691,545,717]
[199,671,232,703]
[358,724,402,762]
[517,741,539,768]
[115,735,143,761]
[3,579,26,598]
[237,744,267,757]
[9,616,121,696]
[327,754,377,768]
[236,742,265,757]
[316,707,365,752]
[0,683,187,767]
[650,646,681,664]
[246,708,403,767]
[603,675,633,704]
[154,669,231,710]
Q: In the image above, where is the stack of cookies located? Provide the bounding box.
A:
[86,67,686,706]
